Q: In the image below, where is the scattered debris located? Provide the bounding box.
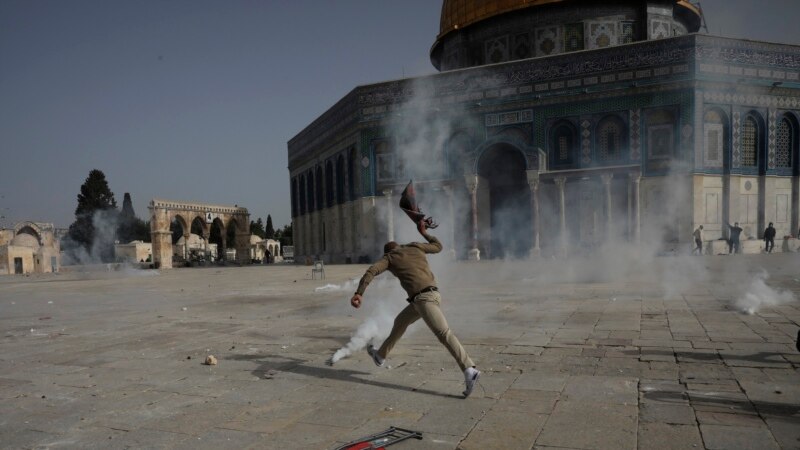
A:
[204,355,217,366]
[263,370,277,379]
[281,345,288,350]
[181,307,188,311]
[47,301,53,304]
[186,356,192,360]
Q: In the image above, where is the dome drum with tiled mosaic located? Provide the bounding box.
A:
[432,0,702,70]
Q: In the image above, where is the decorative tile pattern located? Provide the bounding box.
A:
[647,124,673,160]
[776,116,792,168]
[649,19,671,39]
[535,26,561,56]
[768,109,777,169]
[485,109,533,127]
[732,111,741,168]
[704,124,724,168]
[586,21,617,50]
[581,119,592,164]
[629,109,641,161]
[485,36,510,64]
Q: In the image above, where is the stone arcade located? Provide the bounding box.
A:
[288,0,800,263]
[148,199,251,269]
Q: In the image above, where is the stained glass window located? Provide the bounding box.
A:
[741,116,757,167]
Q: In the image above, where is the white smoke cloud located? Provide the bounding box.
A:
[735,270,796,315]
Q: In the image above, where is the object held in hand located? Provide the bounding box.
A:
[400,180,438,229]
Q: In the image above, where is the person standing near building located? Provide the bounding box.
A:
[350,220,480,398]
[763,222,776,253]
[692,225,704,255]
[726,222,743,254]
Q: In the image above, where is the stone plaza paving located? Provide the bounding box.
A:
[0,253,798,449]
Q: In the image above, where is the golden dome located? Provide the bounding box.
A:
[437,0,701,40]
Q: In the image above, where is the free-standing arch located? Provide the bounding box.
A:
[149,199,250,269]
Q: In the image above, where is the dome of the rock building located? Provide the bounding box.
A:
[431,0,702,71]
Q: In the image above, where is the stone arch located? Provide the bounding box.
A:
[336,154,345,204]
[703,107,730,170]
[307,170,315,212]
[325,160,334,208]
[475,141,531,259]
[348,147,358,200]
[14,222,43,246]
[315,166,323,211]
[149,199,249,269]
[299,173,307,214]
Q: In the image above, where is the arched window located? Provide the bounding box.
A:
[336,155,345,204]
[347,148,358,200]
[549,121,577,168]
[306,170,314,212]
[741,116,759,167]
[298,174,306,215]
[596,116,627,163]
[315,167,323,210]
[291,178,298,217]
[776,116,795,169]
[374,141,394,182]
[325,161,334,208]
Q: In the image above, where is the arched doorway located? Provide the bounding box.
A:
[477,144,530,259]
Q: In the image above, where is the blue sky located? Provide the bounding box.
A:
[1,0,798,229]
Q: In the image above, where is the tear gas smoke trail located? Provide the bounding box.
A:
[328,308,394,365]
[735,270,796,315]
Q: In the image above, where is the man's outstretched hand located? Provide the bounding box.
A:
[417,219,428,237]
[350,293,362,309]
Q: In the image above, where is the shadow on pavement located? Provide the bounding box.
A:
[227,353,462,400]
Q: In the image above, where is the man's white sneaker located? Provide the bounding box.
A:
[367,345,385,367]
[463,367,480,398]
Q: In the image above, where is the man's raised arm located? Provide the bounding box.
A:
[415,220,443,254]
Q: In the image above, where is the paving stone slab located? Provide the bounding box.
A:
[700,424,781,450]
[638,423,703,450]
[536,401,637,450]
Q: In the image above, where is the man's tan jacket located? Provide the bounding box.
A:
[355,234,442,297]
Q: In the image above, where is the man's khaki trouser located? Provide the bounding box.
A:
[378,290,474,371]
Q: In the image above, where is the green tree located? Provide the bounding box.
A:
[117,192,150,243]
[265,214,276,239]
[250,218,266,238]
[66,169,118,261]
[275,223,292,247]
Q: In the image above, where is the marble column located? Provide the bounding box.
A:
[182,233,190,260]
[629,172,641,245]
[526,170,541,257]
[554,176,568,257]
[442,184,457,260]
[601,173,614,242]
[465,174,480,261]
[383,188,394,242]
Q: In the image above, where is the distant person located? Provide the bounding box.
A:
[350,220,480,398]
[726,222,743,254]
[692,225,704,255]
[763,222,776,253]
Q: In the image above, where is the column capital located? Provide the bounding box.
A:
[464,174,479,193]
[600,173,614,185]
[526,170,540,191]
[628,171,642,183]
[442,184,453,194]
[554,176,567,188]
[382,188,393,196]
